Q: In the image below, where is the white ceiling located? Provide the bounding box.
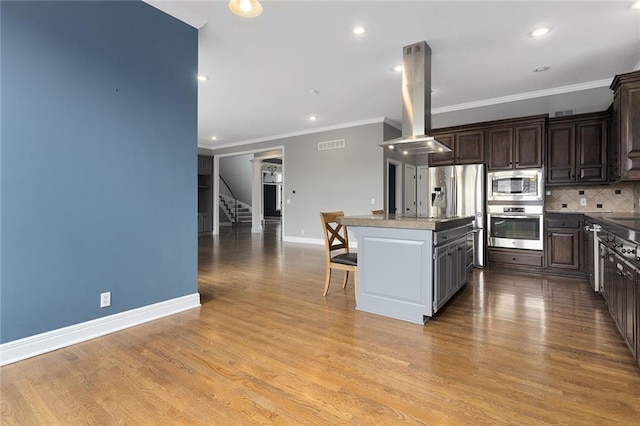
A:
[145,1,640,150]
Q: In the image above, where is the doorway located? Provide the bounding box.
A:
[387,158,402,214]
[404,164,416,215]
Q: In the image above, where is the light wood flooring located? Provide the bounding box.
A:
[2,222,640,424]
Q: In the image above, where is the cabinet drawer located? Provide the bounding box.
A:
[547,218,581,228]
[489,248,544,267]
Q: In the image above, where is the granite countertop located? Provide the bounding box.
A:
[584,212,640,245]
[338,214,474,232]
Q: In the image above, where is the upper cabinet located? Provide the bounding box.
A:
[198,155,213,175]
[609,70,640,181]
[486,115,545,171]
[428,130,484,166]
[547,112,608,185]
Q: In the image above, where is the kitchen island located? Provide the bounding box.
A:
[339,214,474,324]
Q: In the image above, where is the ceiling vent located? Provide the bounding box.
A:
[318,139,345,151]
[554,109,575,117]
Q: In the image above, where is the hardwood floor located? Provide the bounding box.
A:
[2,222,640,424]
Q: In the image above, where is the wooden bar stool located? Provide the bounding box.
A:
[319,211,358,298]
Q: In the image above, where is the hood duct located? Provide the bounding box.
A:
[380,41,451,155]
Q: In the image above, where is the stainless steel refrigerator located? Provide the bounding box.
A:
[419,164,485,267]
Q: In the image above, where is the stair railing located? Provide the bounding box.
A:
[220,176,239,222]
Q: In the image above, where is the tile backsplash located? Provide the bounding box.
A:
[545,181,638,213]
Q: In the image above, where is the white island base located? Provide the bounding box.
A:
[341,215,473,324]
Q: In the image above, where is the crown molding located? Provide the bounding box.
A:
[432,79,612,114]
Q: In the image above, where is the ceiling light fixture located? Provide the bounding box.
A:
[308,115,318,121]
[530,27,551,37]
[393,65,403,73]
[533,66,550,73]
[211,136,218,141]
[197,75,209,81]
[229,0,263,18]
[352,26,367,36]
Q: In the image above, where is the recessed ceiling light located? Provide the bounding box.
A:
[211,136,218,140]
[530,27,551,37]
[632,1,640,9]
[308,115,318,121]
[387,145,395,150]
[393,65,403,73]
[352,26,366,36]
[533,66,550,73]
[197,75,209,81]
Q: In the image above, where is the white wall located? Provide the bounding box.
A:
[219,153,253,205]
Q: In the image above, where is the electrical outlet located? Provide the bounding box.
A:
[301,229,304,235]
[100,292,111,308]
[371,198,375,205]
[580,198,587,206]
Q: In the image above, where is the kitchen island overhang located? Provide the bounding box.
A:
[339,214,474,324]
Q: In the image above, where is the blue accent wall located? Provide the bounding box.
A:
[0,1,198,343]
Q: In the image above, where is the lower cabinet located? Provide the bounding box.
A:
[197,212,212,235]
[545,214,583,273]
[601,245,638,365]
[487,247,544,270]
[434,236,468,312]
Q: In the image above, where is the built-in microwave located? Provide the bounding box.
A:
[487,168,544,203]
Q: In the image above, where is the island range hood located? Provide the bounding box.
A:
[380,41,451,154]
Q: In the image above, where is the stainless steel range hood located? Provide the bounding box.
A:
[380,41,451,154]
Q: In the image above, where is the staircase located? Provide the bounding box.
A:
[219,194,252,225]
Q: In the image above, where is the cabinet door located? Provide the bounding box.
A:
[623,265,636,358]
[454,240,467,291]
[487,127,513,170]
[547,228,581,270]
[455,131,484,164]
[609,92,621,181]
[636,271,640,367]
[547,125,575,184]
[428,134,455,166]
[198,155,212,175]
[515,124,543,169]
[577,121,607,182]
[433,245,450,311]
[197,213,204,233]
[618,80,640,180]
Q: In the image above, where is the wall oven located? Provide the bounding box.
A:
[487,205,544,250]
[487,168,544,203]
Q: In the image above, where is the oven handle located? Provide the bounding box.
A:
[489,214,542,219]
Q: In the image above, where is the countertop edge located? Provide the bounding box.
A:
[338,215,474,231]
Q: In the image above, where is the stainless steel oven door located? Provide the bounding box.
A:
[487,213,544,250]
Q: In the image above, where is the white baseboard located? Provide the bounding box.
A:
[0,293,201,366]
[283,236,324,245]
[283,236,357,249]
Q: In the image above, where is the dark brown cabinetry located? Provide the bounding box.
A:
[428,130,484,166]
[545,214,583,272]
[486,116,545,171]
[546,112,608,185]
[487,247,544,270]
[609,70,640,181]
[600,244,638,362]
[198,155,213,235]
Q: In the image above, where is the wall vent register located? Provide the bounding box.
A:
[318,139,345,151]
